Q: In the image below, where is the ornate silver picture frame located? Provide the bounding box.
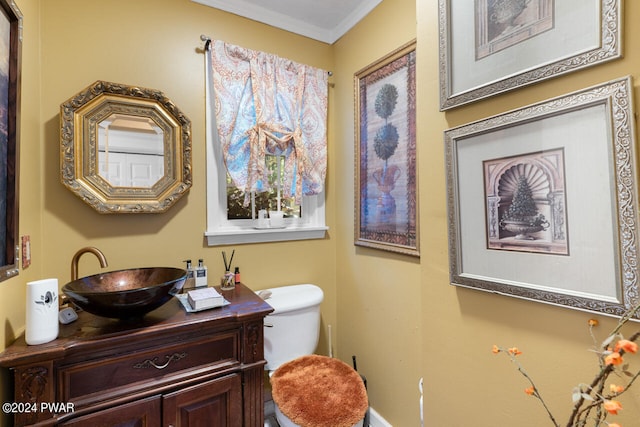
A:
[438,0,622,110]
[445,77,640,317]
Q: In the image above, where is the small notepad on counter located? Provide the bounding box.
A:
[187,287,224,310]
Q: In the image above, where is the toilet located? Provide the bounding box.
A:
[262,284,368,427]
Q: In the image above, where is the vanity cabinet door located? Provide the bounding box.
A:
[163,374,242,427]
[59,395,161,426]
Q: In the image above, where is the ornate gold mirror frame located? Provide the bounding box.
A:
[60,81,192,213]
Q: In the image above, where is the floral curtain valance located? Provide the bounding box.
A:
[210,40,328,204]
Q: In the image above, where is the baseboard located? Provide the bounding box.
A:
[368,407,392,427]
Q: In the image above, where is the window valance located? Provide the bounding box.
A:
[210,40,328,204]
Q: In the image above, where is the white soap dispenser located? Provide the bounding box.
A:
[195,259,208,288]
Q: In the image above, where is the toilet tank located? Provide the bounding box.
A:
[262,284,324,371]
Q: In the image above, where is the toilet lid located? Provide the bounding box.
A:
[270,355,368,427]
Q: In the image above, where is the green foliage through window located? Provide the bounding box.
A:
[226,155,301,220]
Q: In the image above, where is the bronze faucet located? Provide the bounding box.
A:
[70,247,108,281]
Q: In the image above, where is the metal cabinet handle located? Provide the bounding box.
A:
[133,352,187,369]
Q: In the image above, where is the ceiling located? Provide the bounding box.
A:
[192,0,383,44]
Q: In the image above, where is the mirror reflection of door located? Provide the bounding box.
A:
[97,114,165,188]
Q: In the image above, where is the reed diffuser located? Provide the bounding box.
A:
[220,249,235,290]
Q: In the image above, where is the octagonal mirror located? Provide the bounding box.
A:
[60,81,192,213]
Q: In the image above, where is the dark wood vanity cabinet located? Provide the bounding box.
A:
[0,284,273,427]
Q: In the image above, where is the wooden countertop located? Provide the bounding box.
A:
[0,283,274,367]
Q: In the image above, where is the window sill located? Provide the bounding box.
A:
[205,225,328,246]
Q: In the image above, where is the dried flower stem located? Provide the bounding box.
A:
[567,329,640,426]
[495,301,640,427]
[501,349,561,427]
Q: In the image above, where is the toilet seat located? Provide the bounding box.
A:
[270,355,368,427]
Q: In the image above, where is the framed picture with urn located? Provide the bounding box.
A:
[445,77,640,318]
[438,0,622,110]
[354,40,418,257]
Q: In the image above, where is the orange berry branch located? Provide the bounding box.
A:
[493,304,640,427]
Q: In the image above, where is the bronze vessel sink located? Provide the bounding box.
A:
[62,267,187,319]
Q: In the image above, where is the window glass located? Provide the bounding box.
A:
[226,155,301,220]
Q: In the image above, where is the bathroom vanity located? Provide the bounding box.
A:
[0,283,273,426]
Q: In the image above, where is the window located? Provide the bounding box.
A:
[205,134,327,246]
[226,155,300,220]
[204,40,327,245]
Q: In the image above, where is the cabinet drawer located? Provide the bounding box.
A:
[59,331,239,405]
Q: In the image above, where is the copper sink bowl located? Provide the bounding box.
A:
[62,267,187,319]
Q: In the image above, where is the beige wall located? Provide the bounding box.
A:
[1,0,340,424]
[37,0,338,345]
[4,0,640,426]
[0,0,42,420]
[37,0,336,308]
[332,0,421,425]
[418,0,640,426]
